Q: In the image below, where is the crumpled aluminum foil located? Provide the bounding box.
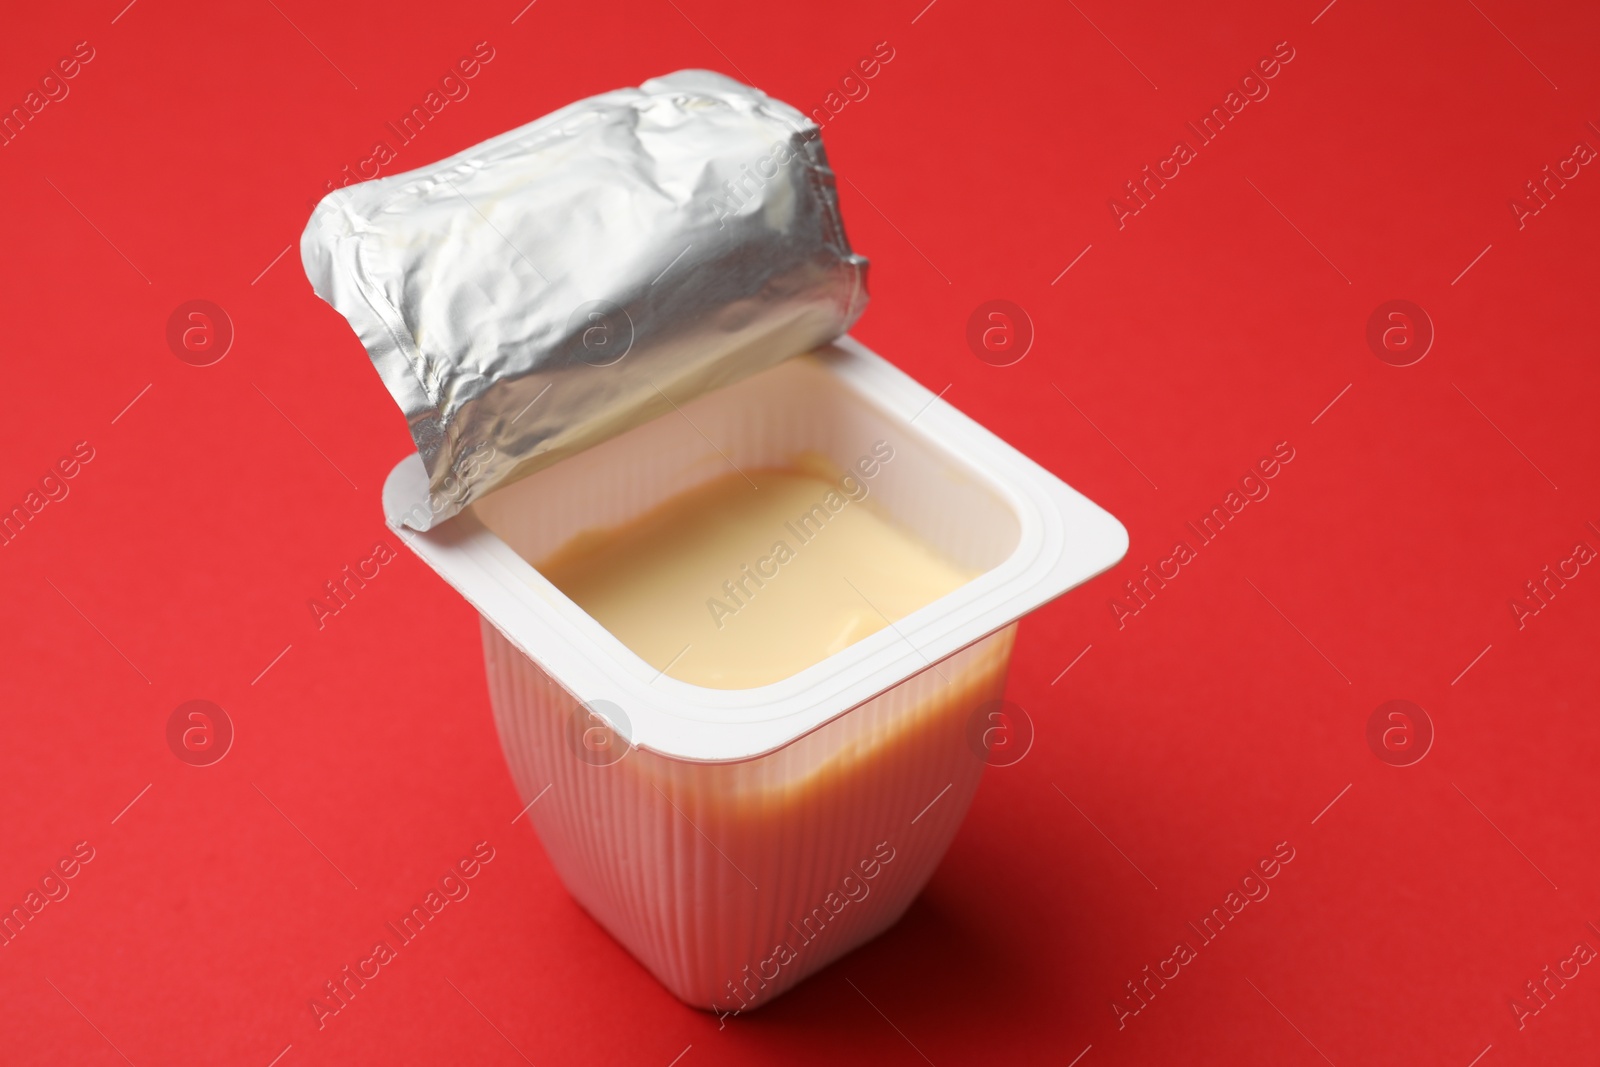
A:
[301,69,869,530]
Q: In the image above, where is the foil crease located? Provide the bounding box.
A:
[301,69,869,530]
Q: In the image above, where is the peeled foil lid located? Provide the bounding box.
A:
[301,69,869,530]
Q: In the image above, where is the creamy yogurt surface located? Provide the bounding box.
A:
[537,464,974,689]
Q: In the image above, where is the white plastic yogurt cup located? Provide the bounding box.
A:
[383,337,1127,1010]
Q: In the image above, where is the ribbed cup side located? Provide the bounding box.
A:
[481,619,1017,1011]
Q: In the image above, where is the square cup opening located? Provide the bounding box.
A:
[468,346,1024,694]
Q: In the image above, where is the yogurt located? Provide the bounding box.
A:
[384,341,1128,1009]
[536,461,976,689]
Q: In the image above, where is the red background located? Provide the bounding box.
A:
[3,1,1598,1064]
